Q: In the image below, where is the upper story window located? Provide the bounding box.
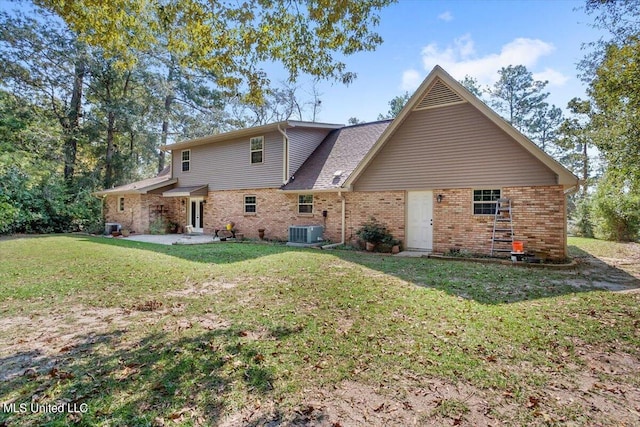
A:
[244,195,257,214]
[118,196,125,212]
[473,189,501,215]
[298,194,313,214]
[250,136,264,164]
[181,150,190,172]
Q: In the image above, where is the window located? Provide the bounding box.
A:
[244,195,257,214]
[298,194,313,214]
[181,150,190,172]
[250,136,263,164]
[473,189,501,215]
[118,196,125,212]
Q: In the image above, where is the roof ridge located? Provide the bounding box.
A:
[341,119,394,130]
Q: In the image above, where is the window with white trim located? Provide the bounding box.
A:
[118,196,125,212]
[250,136,264,164]
[473,189,501,215]
[181,149,190,172]
[298,194,313,214]
[244,195,256,214]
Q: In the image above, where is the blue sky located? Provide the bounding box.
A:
[304,0,605,125]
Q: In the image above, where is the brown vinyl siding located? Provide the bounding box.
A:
[353,103,557,191]
[287,128,332,177]
[172,131,284,190]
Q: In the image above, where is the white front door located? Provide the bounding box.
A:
[188,197,204,233]
[407,191,433,251]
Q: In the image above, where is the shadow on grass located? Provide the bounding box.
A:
[44,235,640,305]
[77,234,298,266]
[0,322,297,426]
[328,245,640,305]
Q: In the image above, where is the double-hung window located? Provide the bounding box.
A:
[250,136,264,164]
[473,189,501,215]
[244,195,257,214]
[298,195,313,214]
[181,150,190,172]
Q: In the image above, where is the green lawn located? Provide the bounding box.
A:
[0,235,639,426]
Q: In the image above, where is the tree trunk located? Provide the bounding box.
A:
[159,93,172,172]
[582,139,589,197]
[63,59,85,184]
[104,111,116,188]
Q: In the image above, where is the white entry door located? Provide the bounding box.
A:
[188,197,204,233]
[407,191,433,251]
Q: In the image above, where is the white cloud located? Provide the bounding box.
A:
[438,11,453,22]
[401,69,422,91]
[409,35,567,89]
[533,68,570,86]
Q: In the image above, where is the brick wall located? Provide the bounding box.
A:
[344,191,405,245]
[103,194,182,234]
[199,189,405,243]
[202,189,343,241]
[432,185,567,259]
[104,185,567,259]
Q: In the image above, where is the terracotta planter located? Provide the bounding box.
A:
[391,245,400,254]
[258,229,265,240]
[121,229,130,237]
[365,241,375,252]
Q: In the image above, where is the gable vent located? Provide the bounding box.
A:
[414,79,465,110]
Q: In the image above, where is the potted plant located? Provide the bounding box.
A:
[356,217,391,251]
[258,228,265,240]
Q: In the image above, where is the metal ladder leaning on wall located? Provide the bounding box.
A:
[491,198,514,256]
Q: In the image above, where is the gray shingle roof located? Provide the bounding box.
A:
[281,120,393,191]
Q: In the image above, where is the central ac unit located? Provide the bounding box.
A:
[288,225,324,244]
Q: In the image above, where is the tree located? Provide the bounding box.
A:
[348,117,363,125]
[460,75,485,99]
[377,91,410,120]
[556,98,594,197]
[489,65,549,133]
[0,9,88,183]
[528,102,563,152]
[35,0,395,103]
[581,0,640,192]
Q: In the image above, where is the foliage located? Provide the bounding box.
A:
[459,75,485,99]
[590,174,640,242]
[569,196,594,238]
[580,0,640,197]
[589,39,640,190]
[355,217,393,244]
[148,217,168,235]
[36,0,396,104]
[556,98,595,197]
[0,166,101,234]
[377,91,410,120]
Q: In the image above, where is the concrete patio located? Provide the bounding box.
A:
[111,233,216,245]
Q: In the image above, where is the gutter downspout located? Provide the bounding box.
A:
[277,124,289,184]
[322,191,346,249]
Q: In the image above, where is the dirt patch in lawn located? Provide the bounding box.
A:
[0,303,229,382]
[219,362,640,427]
[565,243,640,292]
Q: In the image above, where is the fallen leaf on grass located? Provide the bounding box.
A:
[49,367,74,380]
[526,396,540,409]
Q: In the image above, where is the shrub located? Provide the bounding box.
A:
[355,217,392,244]
[590,178,640,242]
